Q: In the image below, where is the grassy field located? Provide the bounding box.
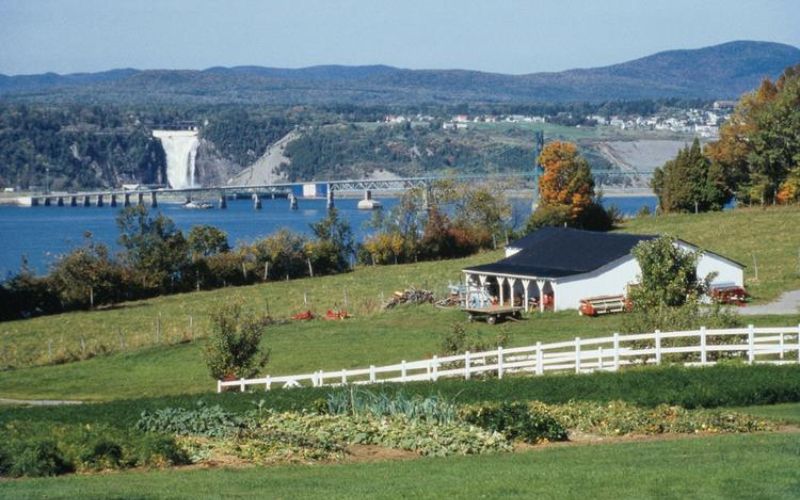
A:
[732,402,800,425]
[1,432,798,499]
[0,206,798,400]
[0,307,796,400]
[624,206,800,303]
[470,121,693,142]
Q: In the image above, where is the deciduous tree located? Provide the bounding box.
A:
[537,141,594,221]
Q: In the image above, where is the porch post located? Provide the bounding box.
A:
[522,279,530,312]
[508,278,517,308]
[498,277,505,306]
[478,274,488,307]
[536,279,546,313]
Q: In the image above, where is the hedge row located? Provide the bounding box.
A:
[3,364,798,430]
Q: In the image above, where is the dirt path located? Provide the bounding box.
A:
[740,289,800,315]
[0,397,83,406]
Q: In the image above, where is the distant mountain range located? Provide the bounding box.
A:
[1,41,798,104]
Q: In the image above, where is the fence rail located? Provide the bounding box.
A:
[217,325,800,393]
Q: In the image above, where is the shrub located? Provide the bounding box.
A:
[8,440,72,477]
[0,421,189,477]
[440,322,510,356]
[203,299,270,380]
[131,434,190,467]
[576,201,614,231]
[460,402,567,443]
[525,204,570,232]
[79,438,123,470]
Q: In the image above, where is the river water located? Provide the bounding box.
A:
[0,195,656,277]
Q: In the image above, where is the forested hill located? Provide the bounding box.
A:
[1,41,797,104]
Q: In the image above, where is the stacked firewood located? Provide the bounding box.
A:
[382,287,435,309]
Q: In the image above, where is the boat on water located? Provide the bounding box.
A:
[182,200,213,210]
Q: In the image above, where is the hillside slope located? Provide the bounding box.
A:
[1,41,797,104]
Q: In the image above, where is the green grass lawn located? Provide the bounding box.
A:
[732,402,800,425]
[0,206,798,400]
[1,309,796,401]
[2,432,798,499]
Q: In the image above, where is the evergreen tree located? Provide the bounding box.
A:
[652,138,728,213]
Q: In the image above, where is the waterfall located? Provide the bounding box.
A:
[152,129,200,189]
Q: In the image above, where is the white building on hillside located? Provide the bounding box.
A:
[463,227,744,312]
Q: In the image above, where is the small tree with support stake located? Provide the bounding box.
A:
[204,298,270,381]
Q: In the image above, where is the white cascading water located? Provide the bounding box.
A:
[152,129,200,189]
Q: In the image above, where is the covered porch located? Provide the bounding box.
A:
[462,271,557,313]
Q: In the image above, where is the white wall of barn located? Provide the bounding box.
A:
[551,249,743,312]
[679,243,744,287]
[554,256,640,311]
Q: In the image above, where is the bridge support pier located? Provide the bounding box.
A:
[150,192,158,208]
[137,193,144,206]
[83,196,91,207]
[253,193,262,210]
[57,196,64,207]
[123,193,131,207]
[110,194,117,208]
[70,196,78,207]
[326,185,335,210]
[96,194,104,207]
[43,197,51,207]
[219,193,227,209]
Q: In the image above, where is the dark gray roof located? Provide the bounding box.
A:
[464,227,656,278]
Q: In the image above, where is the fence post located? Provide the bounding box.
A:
[464,351,471,380]
[797,324,800,363]
[401,360,407,382]
[598,347,604,370]
[217,379,222,393]
[318,370,324,387]
[266,375,271,391]
[240,378,245,392]
[748,324,755,364]
[779,332,785,360]
[654,329,662,365]
[369,365,376,383]
[613,333,620,370]
[432,356,438,381]
[574,337,581,374]
[536,342,543,375]
[700,326,707,365]
[497,347,504,379]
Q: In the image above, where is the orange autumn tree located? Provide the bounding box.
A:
[537,141,595,221]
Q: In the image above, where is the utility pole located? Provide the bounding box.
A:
[531,130,544,210]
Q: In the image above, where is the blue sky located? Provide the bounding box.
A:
[1,0,798,75]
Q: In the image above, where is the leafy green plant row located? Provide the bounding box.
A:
[0,422,188,478]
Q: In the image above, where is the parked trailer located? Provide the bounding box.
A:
[463,305,524,324]
[578,295,629,317]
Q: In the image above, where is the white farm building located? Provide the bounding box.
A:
[462,227,744,313]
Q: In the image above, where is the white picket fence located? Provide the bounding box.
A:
[217,325,800,393]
